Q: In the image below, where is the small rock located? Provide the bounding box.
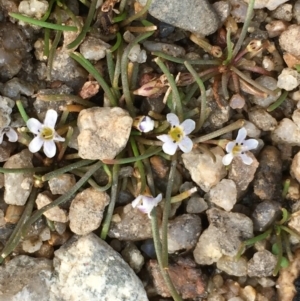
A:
[245,0,288,10]
[251,76,281,107]
[51,233,148,301]
[248,107,278,131]
[165,214,201,253]
[288,210,300,234]
[77,107,133,160]
[291,151,300,184]
[4,205,24,224]
[182,147,227,192]
[253,146,282,201]
[186,196,208,214]
[79,81,99,99]
[4,149,33,206]
[147,259,205,299]
[247,250,277,277]
[213,1,231,23]
[207,179,237,211]
[228,153,259,198]
[271,3,293,21]
[0,141,16,162]
[239,286,257,301]
[243,121,261,138]
[193,208,253,265]
[121,242,145,273]
[216,255,248,277]
[50,49,87,91]
[18,0,49,19]
[128,44,147,63]
[252,201,282,232]
[2,77,35,99]
[108,203,154,241]
[294,0,300,24]
[48,173,76,195]
[143,41,186,57]
[36,192,68,223]
[69,187,110,235]
[277,68,300,91]
[137,0,220,36]
[271,118,300,146]
[279,25,300,57]
[0,96,14,128]
[22,236,43,253]
[277,249,300,301]
[0,255,52,301]
[80,36,111,61]
[292,109,300,128]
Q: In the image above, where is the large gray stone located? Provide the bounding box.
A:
[137,0,220,36]
[0,255,53,301]
[50,233,148,301]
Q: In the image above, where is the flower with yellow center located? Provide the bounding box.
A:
[222,127,258,165]
[157,113,195,155]
[27,109,65,158]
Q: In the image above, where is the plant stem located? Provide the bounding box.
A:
[232,0,255,58]
[121,0,152,27]
[154,57,183,122]
[121,31,155,116]
[41,159,95,181]
[100,163,120,239]
[267,90,288,112]
[184,61,206,131]
[16,100,30,122]
[0,187,38,263]
[151,208,183,301]
[193,119,245,143]
[9,13,78,31]
[162,158,177,267]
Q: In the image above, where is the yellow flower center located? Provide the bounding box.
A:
[232,144,242,155]
[168,126,184,143]
[40,127,54,140]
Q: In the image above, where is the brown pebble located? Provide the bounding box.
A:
[48,231,72,246]
[147,259,205,299]
[5,205,25,224]
[33,242,54,259]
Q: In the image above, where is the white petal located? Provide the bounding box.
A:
[132,195,142,208]
[178,136,193,153]
[236,127,247,144]
[162,139,178,155]
[139,117,154,132]
[222,153,234,165]
[240,153,253,165]
[243,139,258,151]
[27,118,42,135]
[157,134,172,143]
[43,140,56,158]
[166,113,179,126]
[225,141,236,153]
[44,109,58,128]
[153,193,163,204]
[6,128,18,142]
[180,119,195,135]
[29,136,44,153]
[54,132,65,142]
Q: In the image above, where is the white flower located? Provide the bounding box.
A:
[157,113,195,155]
[27,109,65,158]
[134,116,155,133]
[132,193,163,218]
[0,127,18,143]
[222,127,258,165]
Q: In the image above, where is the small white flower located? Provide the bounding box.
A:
[27,109,65,158]
[157,113,195,155]
[222,127,258,166]
[0,127,18,144]
[134,116,155,133]
[132,193,163,218]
